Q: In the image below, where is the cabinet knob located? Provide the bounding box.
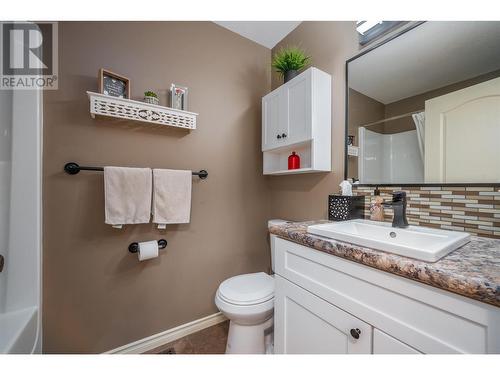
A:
[350,328,361,339]
[282,133,287,138]
[277,134,282,139]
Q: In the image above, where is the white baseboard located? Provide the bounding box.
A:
[105,312,227,354]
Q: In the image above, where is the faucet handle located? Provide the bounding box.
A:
[392,191,406,202]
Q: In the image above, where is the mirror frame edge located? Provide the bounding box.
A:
[343,21,500,187]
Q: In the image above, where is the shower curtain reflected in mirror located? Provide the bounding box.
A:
[412,111,425,164]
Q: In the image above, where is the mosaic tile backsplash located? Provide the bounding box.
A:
[353,186,500,239]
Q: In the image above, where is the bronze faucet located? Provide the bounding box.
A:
[383,191,409,228]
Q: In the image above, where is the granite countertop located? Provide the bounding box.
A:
[269,220,500,308]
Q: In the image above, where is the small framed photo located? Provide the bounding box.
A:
[170,84,188,111]
[347,135,355,146]
[98,68,131,99]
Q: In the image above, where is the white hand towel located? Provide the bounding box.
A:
[152,169,192,226]
[104,166,152,227]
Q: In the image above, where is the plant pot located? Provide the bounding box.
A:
[144,96,159,105]
[283,70,299,83]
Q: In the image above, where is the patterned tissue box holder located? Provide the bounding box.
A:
[328,195,365,221]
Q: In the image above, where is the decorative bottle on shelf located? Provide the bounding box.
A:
[288,151,300,170]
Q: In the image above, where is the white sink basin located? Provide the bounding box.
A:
[307,219,470,262]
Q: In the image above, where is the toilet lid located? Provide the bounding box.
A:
[218,272,274,306]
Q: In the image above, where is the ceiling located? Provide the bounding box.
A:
[348,22,500,104]
[214,21,301,49]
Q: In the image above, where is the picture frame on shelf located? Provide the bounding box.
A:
[170,84,188,110]
[98,68,131,99]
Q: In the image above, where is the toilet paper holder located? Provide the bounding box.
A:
[128,239,167,254]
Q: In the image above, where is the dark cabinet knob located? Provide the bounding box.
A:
[277,134,282,139]
[350,328,361,339]
[282,133,287,138]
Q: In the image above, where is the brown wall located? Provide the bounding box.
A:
[43,22,271,353]
[268,22,359,220]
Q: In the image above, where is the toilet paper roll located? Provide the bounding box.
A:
[138,240,159,261]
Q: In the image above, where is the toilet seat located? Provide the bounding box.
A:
[217,272,274,306]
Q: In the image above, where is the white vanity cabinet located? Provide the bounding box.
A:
[273,237,500,354]
[262,67,331,175]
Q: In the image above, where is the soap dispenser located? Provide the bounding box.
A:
[370,187,384,221]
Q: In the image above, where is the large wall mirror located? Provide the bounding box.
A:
[345,22,500,185]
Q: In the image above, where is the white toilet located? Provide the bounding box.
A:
[215,219,287,354]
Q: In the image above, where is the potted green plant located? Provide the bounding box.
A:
[144,91,159,105]
[272,46,311,83]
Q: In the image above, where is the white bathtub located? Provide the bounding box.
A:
[0,307,38,353]
[0,70,42,353]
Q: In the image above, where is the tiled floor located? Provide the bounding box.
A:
[146,320,229,354]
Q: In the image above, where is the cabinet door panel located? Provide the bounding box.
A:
[285,73,312,144]
[373,329,421,354]
[274,275,372,354]
[262,92,281,150]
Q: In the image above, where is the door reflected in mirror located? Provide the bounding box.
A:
[346,21,500,184]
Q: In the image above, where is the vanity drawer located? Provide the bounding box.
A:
[274,237,498,354]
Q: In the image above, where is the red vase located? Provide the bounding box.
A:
[288,151,300,170]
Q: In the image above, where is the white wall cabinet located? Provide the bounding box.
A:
[274,237,500,354]
[262,67,331,175]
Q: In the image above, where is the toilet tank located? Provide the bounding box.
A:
[267,219,289,273]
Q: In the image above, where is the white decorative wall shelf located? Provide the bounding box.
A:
[87,91,197,130]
